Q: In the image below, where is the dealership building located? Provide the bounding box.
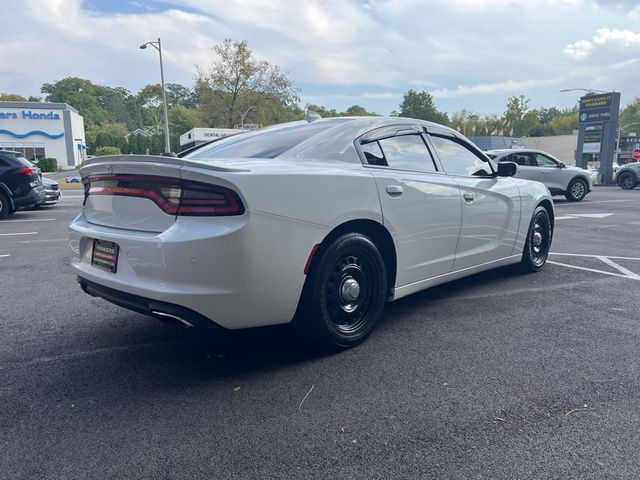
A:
[0,101,86,170]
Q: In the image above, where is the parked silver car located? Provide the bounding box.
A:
[486,149,592,201]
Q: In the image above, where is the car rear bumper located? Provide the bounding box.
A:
[14,187,46,208]
[77,277,220,328]
[69,210,328,329]
[41,190,61,204]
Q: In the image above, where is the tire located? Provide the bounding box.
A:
[295,233,388,350]
[565,178,588,201]
[521,205,552,273]
[0,192,9,220]
[617,172,636,190]
[71,178,80,183]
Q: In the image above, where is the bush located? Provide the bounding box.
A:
[95,146,122,156]
[36,157,57,172]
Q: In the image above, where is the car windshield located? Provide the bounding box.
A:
[185,119,353,160]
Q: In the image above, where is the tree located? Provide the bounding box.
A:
[196,39,299,128]
[168,106,204,152]
[503,95,539,137]
[620,97,640,129]
[95,146,121,156]
[548,108,578,135]
[0,92,27,101]
[398,90,448,124]
[344,105,377,116]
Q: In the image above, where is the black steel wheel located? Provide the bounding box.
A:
[521,205,552,272]
[618,172,636,190]
[295,233,387,349]
[565,178,587,201]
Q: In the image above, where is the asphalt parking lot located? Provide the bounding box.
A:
[1,187,640,479]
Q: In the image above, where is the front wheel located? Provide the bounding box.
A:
[618,172,636,190]
[521,206,552,273]
[295,233,388,350]
[565,178,588,201]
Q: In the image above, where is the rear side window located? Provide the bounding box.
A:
[185,119,351,160]
[508,152,535,166]
[430,135,492,176]
[377,134,437,172]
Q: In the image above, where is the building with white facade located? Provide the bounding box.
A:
[179,127,246,150]
[0,101,86,170]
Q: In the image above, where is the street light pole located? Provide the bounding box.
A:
[140,38,171,154]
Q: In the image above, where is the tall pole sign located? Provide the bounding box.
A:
[576,92,620,184]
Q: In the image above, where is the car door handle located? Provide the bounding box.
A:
[386,185,403,196]
[463,192,475,202]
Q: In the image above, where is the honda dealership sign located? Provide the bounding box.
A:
[576,92,620,184]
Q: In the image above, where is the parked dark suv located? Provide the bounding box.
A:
[0,150,46,219]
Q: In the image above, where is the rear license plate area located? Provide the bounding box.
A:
[91,240,119,273]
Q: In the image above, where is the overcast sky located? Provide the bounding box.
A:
[2,0,639,116]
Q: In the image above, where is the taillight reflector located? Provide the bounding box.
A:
[84,174,245,216]
[19,167,36,175]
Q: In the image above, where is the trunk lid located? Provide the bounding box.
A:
[81,157,184,233]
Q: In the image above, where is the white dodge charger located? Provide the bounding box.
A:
[69,117,554,349]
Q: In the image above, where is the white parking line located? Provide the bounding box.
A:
[0,254,9,258]
[547,260,637,280]
[556,213,614,220]
[2,218,56,223]
[550,252,640,261]
[548,252,640,282]
[597,256,640,279]
[0,232,38,236]
[556,199,628,206]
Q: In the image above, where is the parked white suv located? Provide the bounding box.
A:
[486,149,592,201]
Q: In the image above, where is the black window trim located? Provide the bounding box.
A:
[425,132,497,178]
[355,125,444,175]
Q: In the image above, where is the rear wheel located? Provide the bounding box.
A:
[565,178,587,201]
[618,172,636,190]
[295,233,387,349]
[0,192,9,220]
[521,206,552,273]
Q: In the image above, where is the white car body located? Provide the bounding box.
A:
[69,117,553,337]
[486,149,592,201]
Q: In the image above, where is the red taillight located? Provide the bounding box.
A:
[84,174,245,216]
[19,167,36,175]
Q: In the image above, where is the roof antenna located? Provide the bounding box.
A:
[304,108,322,123]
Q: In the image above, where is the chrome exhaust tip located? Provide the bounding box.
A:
[151,310,194,328]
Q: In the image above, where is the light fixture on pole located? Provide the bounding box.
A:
[559,88,609,94]
[140,38,171,154]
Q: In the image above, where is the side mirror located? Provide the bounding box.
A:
[558,162,566,168]
[497,161,517,177]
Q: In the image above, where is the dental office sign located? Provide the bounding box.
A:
[0,110,62,120]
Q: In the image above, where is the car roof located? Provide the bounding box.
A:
[182,116,465,163]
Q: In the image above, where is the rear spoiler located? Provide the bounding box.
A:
[79,155,250,175]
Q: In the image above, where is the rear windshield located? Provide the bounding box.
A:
[185,119,352,160]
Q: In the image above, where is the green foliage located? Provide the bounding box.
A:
[0,92,27,101]
[548,109,578,135]
[95,146,121,156]
[302,103,377,118]
[620,97,640,130]
[398,90,448,124]
[36,157,57,172]
[169,106,204,152]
